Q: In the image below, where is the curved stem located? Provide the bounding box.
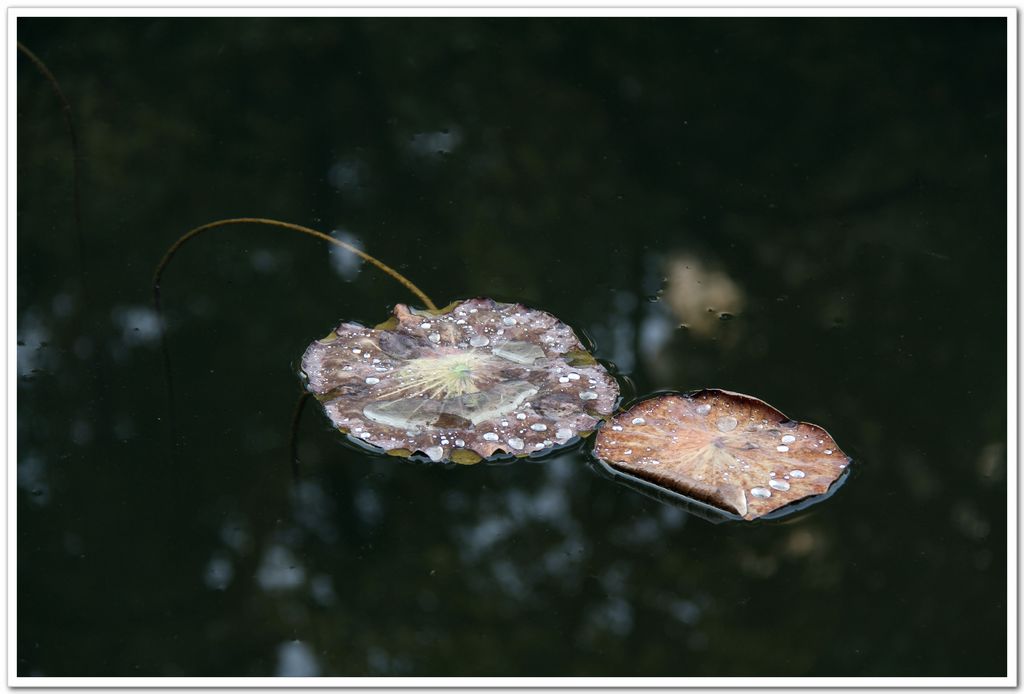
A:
[289,392,313,480]
[152,217,437,310]
[151,218,435,462]
[17,41,84,258]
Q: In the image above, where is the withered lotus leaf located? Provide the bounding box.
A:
[593,390,850,520]
[301,298,620,463]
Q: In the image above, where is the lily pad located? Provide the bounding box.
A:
[592,389,850,520]
[301,298,620,463]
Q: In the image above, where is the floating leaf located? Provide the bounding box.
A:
[593,389,850,520]
[301,298,620,463]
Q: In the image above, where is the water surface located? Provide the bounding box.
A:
[17,17,1007,677]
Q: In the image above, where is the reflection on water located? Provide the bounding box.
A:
[662,252,745,338]
[276,640,319,677]
[408,128,462,156]
[17,17,1007,677]
[257,544,306,591]
[328,229,364,281]
[17,454,50,506]
[203,552,234,591]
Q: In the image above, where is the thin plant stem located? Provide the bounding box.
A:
[289,392,313,480]
[152,217,437,310]
[151,217,436,461]
[156,309,179,460]
[17,41,84,259]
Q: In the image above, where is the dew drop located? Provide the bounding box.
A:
[716,416,738,432]
[424,446,444,462]
[502,317,516,326]
[365,377,380,385]
[360,432,372,440]
[530,423,548,431]
[769,479,790,491]
[632,417,646,425]
[568,373,580,380]
[483,432,499,441]
[516,413,527,420]
[580,391,598,400]
[777,445,789,452]
[824,449,833,455]
[790,469,805,478]
[428,333,441,344]
[508,437,525,451]
[781,434,796,444]
[696,403,712,416]
[420,322,432,329]
[455,439,466,447]
[559,377,570,383]
[469,336,490,347]
[750,487,772,499]
[611,425,623,431]
[555,428,573,440]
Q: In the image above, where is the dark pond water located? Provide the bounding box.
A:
[17,18,1007,677]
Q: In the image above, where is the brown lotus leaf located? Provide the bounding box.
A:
[593,389,850,520]
[301,298,620,463]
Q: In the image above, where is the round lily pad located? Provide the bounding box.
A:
[301,298,620,463]
[593,389,850,520]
